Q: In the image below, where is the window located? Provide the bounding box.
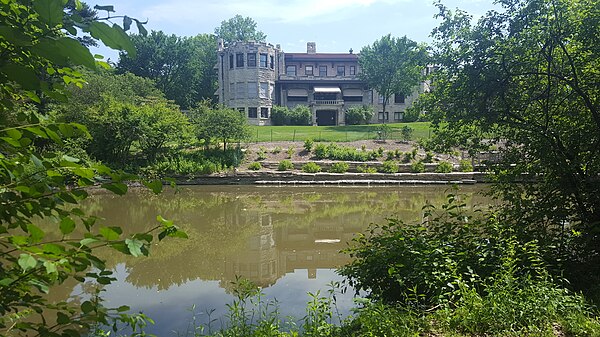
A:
[305,65,313,76]
[394,112,403,121]
[343,96,363,102]
[394,93,405,103]
[247,82,257,98]
[238,107,246,115]
[270,55,274,69]
[269,83,275,99]
[337,65,345,76]
[319,65,327,76]
[259,82,268,98]
[236,82,245,99]
[229,83,235,99]
[247,53,256,67]
[236,53,244,67]
[378,112,389,121]
[229,54,234,69]
[349,66,356,75]
[260,53,267,67]
[260,107,269,118]
[248,107,258,118]
[378,95,385,104]
[286,65,296,76]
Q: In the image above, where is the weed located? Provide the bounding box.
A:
[286,147,295,159]
[302,162,322,173]
[304,138,314,152]
[272,146,282,154]
[357,164,377,173]
[248,162,262,171]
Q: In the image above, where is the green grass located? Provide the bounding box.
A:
[248,122,432,142]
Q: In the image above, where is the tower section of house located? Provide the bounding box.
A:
[278,43,365,126]
[217,40,280,125]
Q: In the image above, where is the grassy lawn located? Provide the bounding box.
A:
[248,122,432,142]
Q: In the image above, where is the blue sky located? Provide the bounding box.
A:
[92,0,499,60]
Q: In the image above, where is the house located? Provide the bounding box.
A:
[217,40,427,126]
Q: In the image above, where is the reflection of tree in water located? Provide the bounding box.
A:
[73,186,490,293]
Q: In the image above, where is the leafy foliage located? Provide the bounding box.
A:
[214,15,267,46]
[191,104,251,151]
[435,161,453,173]
[301,162,322,173]
[117,31,218,109]
[359,34,427,118]
[345,106,373,125]
[270,105,312,126]
[248,162,262,171]
[328,162,349,173]
[277,160,294,171]
[421,0,600,296]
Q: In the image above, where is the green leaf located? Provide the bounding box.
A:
[86,22,136,57]
[55,37,96,69]
[73,168,95,179]
[0,278,15,287]
[99,226,122,241]
[18,254,37,272]
[171,230,189,239]
[33,0,64,27]
[59,217,76,235]
[27,224,45,243]
[135,19,148,36]
[117,305,130,312]
[5,128,22,140]
[123,16,132,31]
[93,5,115,12]
[80,238,99,246]
[24,127,48,138]
[81,301,94,314]
[143,179,163,194]
[24,91,41,103]
[43,260,57,274]
[0,25,31,46]
[1,137,21,147]
[125,238,144,257]
[1,64,40,89]
[56,312,70,325]
[101,182,128,195]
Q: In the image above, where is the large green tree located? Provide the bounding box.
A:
[191,104,250,150]
[214,15,267,46]
[117,31,217,109]
[358,35,427,122]
[421,0,600,291]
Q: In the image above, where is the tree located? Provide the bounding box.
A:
[0,1,186,335]
[421,0,600,293]
[54,71,191,166]
[117,31,218,109]
[192,104,250,150]
[214,15,267,45]
[359,35,427,123]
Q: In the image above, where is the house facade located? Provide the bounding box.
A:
[217,40,426,126]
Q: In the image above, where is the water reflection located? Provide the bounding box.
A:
[73,185,489,334]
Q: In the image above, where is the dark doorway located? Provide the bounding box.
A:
[316,110,337,126]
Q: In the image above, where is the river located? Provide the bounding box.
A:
[55,185,489,335]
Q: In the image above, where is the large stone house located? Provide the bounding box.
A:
[217,40,428,126]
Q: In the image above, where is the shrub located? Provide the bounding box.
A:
[379,160,399,173]
[329,162,349,173]
[314,143,328,159]
[272,146,282,154]
[278,160,294,171]
[400,125,413,142]
[304,138,314,152]
[411,161,425,173]
[302,162,321,173]
[286,146,295,158]
[357,164,378,173]
[423,151,434,163]
[248,162,262,170]
[270,105,311,125]
[435,161,453,173]
[345,106,374,125]
[459,159,473,172]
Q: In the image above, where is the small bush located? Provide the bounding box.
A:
[304,138,314,152]
[400,125,413,142]
[272,146,282,154]
[357,164,377,173]
[436,161,453,173]
[248,162,262,170]
[302,162,321,173]
[411,161,425,173]
[459,160,474,172]
[379,160,399,173]
[314,143,328,159]
[278,160,294,171]
[329,162,349,173]
[423,151,434,163]
[256,151,267,160]
[286,147,295,158]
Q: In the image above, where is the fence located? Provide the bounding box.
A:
[250,128,431,143]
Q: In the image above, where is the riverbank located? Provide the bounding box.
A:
[171,171,489,185]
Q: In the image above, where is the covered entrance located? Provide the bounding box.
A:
[316,110,337,126]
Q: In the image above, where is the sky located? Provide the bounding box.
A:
[91,0,500,61]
